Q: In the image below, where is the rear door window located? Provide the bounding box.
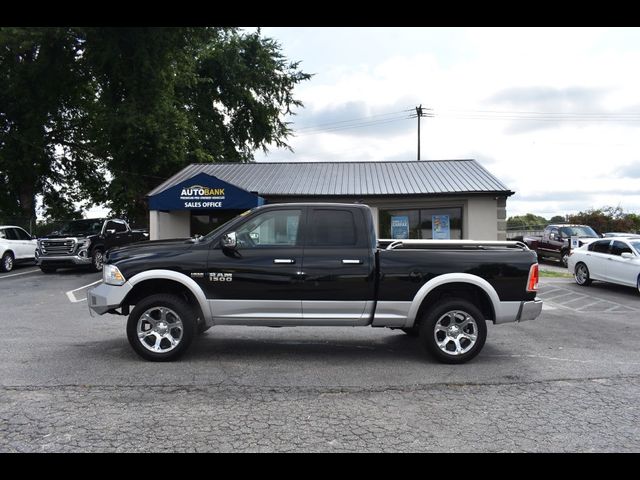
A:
[308,209,357,247]
[589,240,611,254]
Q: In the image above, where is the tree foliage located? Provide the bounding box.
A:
[0,27,311,224]
[508,206,640,234]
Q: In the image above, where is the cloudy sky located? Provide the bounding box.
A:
[249,27,640,219]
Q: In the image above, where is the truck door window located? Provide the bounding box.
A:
[234,209,302,247]
[113,222,127,233]
[308,209,357,246]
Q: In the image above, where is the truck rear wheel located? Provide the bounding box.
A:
[419,298,487,364]
[126,294,196,361]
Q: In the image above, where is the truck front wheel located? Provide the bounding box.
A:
[91,248,104,272]
[126,294,196,361]
[419,298,487,364]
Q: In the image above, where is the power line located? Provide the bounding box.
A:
[294,108,414,131]
[295,114,413,136]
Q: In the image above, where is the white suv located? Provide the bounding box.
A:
[0,226,37,272]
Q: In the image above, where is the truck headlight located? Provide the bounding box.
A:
[103,264,126,286]
[77,238,91,249]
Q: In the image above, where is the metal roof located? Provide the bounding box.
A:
[147,160,513,197]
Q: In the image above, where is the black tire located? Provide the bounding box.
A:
[574,262,592,286]
[0,251,14,272]
[126,294,196,361]
[90,248,104,272]
[400,326,420,337]
[40,266,57,273]
[418,298,487,364]
[560,250,569,268]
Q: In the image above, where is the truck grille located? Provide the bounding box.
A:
[41,239,76,255]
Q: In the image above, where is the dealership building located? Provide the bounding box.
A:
[146,159,514,241]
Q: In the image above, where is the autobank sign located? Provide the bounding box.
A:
[148,172,264,211]
[180,185,226,208]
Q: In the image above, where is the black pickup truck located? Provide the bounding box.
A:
[88,203,542,364]
[36,218,149,273]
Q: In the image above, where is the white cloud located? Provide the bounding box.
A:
[256,27,640,218]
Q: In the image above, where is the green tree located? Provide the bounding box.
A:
[549,215,566,223]
[0,27,93,225]
[507,213,548,230]
[1,27,311,226]
[81,27,311,224]
[567,206,639,234]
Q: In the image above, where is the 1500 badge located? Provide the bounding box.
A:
[190,272,233,281]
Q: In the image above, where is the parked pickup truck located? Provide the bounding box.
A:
[88,203,542,364]
[523,224,600,267]
[36,218,149,273]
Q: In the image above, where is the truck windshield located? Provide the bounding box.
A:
[559,226,598,238]
[58,219,104,235]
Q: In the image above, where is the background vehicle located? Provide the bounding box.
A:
[88,203,542,364]
[568,236,640,294]
[0,225,37,272]
[524,224,600,267]
[36,218,149,273]
[603,232,640,238]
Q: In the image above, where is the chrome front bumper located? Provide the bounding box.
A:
[518,298,543,322]
[87,282,132,315]
[37,254,92,265]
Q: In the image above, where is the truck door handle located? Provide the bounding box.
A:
[342,259,362,264]
[273,259,295,264]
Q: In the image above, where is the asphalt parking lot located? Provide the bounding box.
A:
[1,263,639,452]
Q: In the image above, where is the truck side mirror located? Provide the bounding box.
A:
[106,229,116,236]
[221,231,237,250]
[549,233,556,240]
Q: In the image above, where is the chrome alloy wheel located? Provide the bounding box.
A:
[575,264,589,285]
[433,310,479,356]
[93,251,104,270]
[137,307,184,353]
[3,254,13,272]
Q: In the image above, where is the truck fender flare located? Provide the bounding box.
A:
[406,273,501,326]
[126,269,212,323]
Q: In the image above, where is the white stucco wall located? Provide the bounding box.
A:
[149,210,190,240]
[464,197,499,240]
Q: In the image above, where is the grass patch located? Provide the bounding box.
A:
[539,270,573,278]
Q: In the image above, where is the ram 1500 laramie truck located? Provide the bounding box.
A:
[88,203,542,364]
[36,218,149,273]
[523,224,600,267]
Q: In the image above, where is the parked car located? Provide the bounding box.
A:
[88,203,542,364]
[0,225,37,272]
[567,236,640,294]
[603,232,640,238]
[524,224,600,267]
[36,218,149,273]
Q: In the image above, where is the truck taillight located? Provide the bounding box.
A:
[527,263,539,292]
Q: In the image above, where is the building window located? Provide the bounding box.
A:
[380,207,462,239]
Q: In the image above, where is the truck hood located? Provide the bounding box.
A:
[41,232,98,239]
[105,238,194,263]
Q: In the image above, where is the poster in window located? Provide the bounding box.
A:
[391,216,410,239]
[432,215,450,239]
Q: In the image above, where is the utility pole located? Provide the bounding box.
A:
[414,105,432,161]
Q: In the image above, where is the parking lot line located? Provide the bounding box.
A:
[0,268,41,279]
[65,279,102,303]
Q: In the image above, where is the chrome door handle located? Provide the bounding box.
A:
[342,259,362,264]
[273,258,295,264]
